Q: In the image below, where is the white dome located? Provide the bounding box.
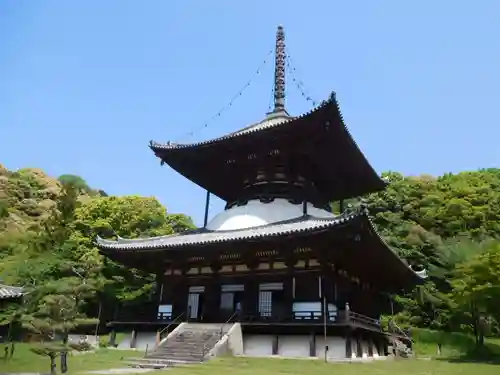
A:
[206,198,335,231]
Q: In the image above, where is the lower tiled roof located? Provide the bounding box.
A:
[96,210,364,251]
[0,284,24,299]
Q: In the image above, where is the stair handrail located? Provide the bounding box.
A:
[158,311,185,340]
[201,341,210,362]
[388,318,412,342]
[220,310,239,338]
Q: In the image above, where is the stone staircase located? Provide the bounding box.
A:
[127,323,227,369]
[389,336,413,358]
[387,319,413,358]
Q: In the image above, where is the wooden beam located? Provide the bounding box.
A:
[203,191,211,227]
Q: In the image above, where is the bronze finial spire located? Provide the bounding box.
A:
[273,25,286,112]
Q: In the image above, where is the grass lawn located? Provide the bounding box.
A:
[0,343,138,374]
[2,329,500,375]
[166,356,500,375]
[2,346,499,375]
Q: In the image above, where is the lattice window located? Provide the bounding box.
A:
[259,291,272,317]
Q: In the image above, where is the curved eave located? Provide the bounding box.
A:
[96,209,424,291]
[96,209,423,281]
[0,284,25,300]
[149,93,387,201]
[361,214,427,287]
[96,210,362,251]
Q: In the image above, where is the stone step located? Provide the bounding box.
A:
[127,362,169,369]
[127,360,198,369]
[171,336,220,342]
[147,355,203,362]
[150,350,211,357]
[158,341,219,348]
[142,326,224,364]
[160,342,215,347]
[127,357,201,365]
[153,343,218,350]
[152,348,210,357]
[152,341,220,351]
[149,354,203,359]
[147,350,211,358]
[163,340,218,345]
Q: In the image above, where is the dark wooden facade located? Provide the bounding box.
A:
[155,258,386,330]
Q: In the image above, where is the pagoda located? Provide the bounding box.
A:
[97,26,425,359]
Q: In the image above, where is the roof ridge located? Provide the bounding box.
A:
[95,209,364,248]
[149,94,334,151]
[0,283,23,289]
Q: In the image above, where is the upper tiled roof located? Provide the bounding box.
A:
[96,209,363,251]
[96,207,427,287]
[230,111,292,135]
[149,96,332,151]
[148,92,387,203]
[0,284,24,299]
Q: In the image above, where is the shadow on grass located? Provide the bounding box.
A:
[436,344,500,365]
[413,328,500,364]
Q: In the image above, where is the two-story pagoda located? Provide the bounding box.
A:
[97,26,425,360]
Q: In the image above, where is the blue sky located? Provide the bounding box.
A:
[1,1,499,226]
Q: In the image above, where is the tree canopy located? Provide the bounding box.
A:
[0,165,499,345]
[0,167,194,339]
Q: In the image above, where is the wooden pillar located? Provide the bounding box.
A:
[345,329,352,358]
[155,272,164,304]
[309,331,316,357]
[108,329,116,347]
[319,274,325,319]
[284,267,294,321]
[203,191,210,227]
[130,329,137,349]
[272,334,279,355]
[356,332,363,358]
[373,336,381,356]
[367,336,374,357]
[172,278,188,318]
[203,275,219,322]
[383,337,389,356]
[244,272,258,318]
[322,268,334,306]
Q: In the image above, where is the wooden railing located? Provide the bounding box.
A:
[338,310,381,329]
[111,303,381,332]
[158,311,185,342]
[388,319,412,343]
[293,311,322,321]
[220,310,239,338]
[157,312,173,321]
[240,308,380,329]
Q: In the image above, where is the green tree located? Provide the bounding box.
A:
[450,242,500,346]
[57,175,91,193]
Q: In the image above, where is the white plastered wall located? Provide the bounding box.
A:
[207,199,334,231]
[315,336,346,360]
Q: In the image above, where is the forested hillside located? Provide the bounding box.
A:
[360,169,500,345]
[0,165,499,347]
[0,165,195,337]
